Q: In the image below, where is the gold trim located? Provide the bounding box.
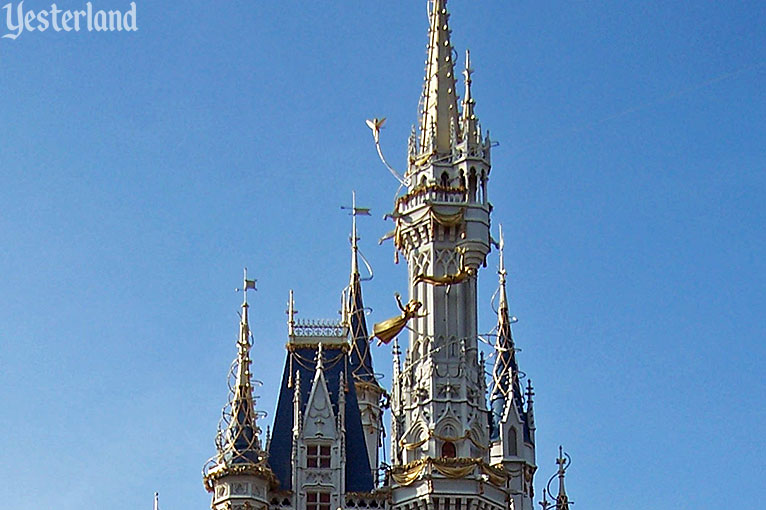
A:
[389,457,508,488]
[286,342,350,353]
[203,462,279,492]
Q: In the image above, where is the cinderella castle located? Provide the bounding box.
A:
[200,2,573,510]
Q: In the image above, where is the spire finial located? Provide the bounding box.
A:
[461,48,479,144]
[287,290,296,336]
[539,488,551,510]
[419,0,460,155]
[316,343,325,371]
[498,224,508,294]
[555,447,571,510]
[341,191,371,277]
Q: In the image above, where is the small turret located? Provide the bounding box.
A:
[203,270,275,510]
[461,49,480,146]
[489,228,537,510]
[344,192,385,481]
[489,226,524,440]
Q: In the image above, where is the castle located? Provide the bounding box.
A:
[201,2,572,510]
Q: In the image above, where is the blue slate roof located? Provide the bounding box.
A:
[268,345,375,492]
[347,272,378,384]
[489,299,531,443]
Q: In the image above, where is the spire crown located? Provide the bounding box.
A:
[344,193,377,384]
[218,271,264,465]
[555,447,572,510]
[419,0,460,155]
[461,49,480,145]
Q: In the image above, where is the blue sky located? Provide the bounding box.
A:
[0,1,764,509]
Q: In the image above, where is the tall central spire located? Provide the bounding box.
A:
[419,0,460,155]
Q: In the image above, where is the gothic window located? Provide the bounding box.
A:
[459,170,466,189]
[306,444,331,468]
[441,171,449,187]
[468,168,477,202]
[507,427,518,456]
[441,441,456,458]
[480,170,487,203]
[307,491,331,510]
[420,175,428,187]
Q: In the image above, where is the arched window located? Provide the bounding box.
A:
[507,427,518,456]
[480,170,487,203]
[459,170,466,189]
[441,441,456,458]
[420,175,428,187]
[468,168,477,202]
[441,171,449,187]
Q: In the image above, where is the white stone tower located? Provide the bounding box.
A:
[388,1,508,510]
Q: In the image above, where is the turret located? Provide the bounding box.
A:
[345,193,385,482]
[388,3,508,510]
[203,270,275,510]
[488,227,537,510]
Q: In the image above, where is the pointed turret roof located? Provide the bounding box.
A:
[461,49,479,145]
[203,271,275,492]
[221,275,262,465]
[346,193,378,384]
[419,0,460,155]
[489,226,525,440]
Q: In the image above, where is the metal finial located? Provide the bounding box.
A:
[341,191,372,276]
[316,343,325,371]
[464,49,473,81]
[287,290,296,336]
[498,224,507,281]
[526,379,535,403]
[539,488,551,510]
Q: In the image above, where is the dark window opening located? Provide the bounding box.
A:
[441,441,457,458]
[507,427,518,456]
[468,169,477,202]
[307,492,331,510]
[307,444,331,468]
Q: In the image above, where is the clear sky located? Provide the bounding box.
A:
[1,1,764,509]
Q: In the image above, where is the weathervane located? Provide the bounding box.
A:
[235,267,257,304]
[341,191,374,283]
